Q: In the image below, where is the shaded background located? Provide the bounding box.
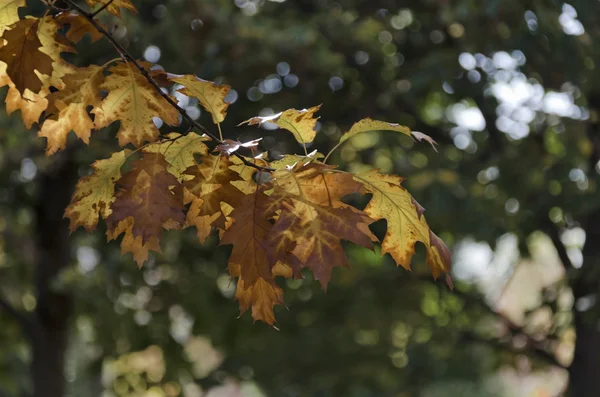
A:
[1,0,599,396]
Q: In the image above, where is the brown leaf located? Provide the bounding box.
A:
[57,12,104,43]
[85,0,137,18]
[107,218,161,267]
[106,153,185,245]
[0,18,53,94]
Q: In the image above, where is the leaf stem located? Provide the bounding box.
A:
[217,122,223,141]
[323,141,342,164]
[62,0,275,173]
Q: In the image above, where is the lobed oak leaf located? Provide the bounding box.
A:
[65,149,130,232]
[239,105,321,147]
[233,276,284,326]
[185,195,221,244]
[183,155,245,225]
[106,152,185,244]
[0,18,54,94]
[353,169,452,275]
[92,61,180,147]
[39,65,105,154]
[336,118,438,151]
[283,204,375,289]
[220,190,291,324]
[169,75,231,124]
[57,12,104,43]
[36,16,78,91]
[0,0,24,35]
[0,61,49,127]
[144,132,210,178]
[229,154,271,194]
[107,218,161,267]
[85,0,137,18]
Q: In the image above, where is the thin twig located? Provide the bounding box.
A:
[90,0,115,17]
[63,0,274,172]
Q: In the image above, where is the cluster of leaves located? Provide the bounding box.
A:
[2,0,451,324]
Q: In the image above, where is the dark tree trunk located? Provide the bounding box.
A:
[568,206,600,397]
[31,153,77,397]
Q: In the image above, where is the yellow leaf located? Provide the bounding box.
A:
[57,12,104,43]
[144,132,210,178]
[170,75,231,124]
[64,149,130,232]
[240,105,321,146]
[270,150,324,169]
[39,65,105,154]
[0,0,24,35]
[39,104,94,154]
[92,61,180,147]
[0,61,48,127]
[0,18,53,94]
[85,0,137,18]
[354,169,451,275]
[234,276,284,325]
[36,15,77,91]
[333,118,438,153]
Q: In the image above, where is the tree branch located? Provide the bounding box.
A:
[63,0,274,172]
[90,0,115,17]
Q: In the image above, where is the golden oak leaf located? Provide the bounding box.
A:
[85,0,137,17]
[185,195,221,244]
[272,162,362,210]
[107,218,161,267]
[336,118,438,151]
[64,150,129,232]
[183,155,245,222]
[106,153,185,244]
[36,15,77,91]
[239,105,321,146]
[0,61,48,127]
[229,154,271,194]
[170,75,231,124]
[144,132,210,178]
[57,12,104,43]
[92,61,180,147]
[354,169,451,275]
[39,65,104,154]
[0,18,53,94]
[0,0,24,35]
[272,198,375,289]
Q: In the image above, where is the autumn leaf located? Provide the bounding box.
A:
[57,12,104,43]
[107,217,161,267]
[36,15,78,91]
[170,75,231,124]
[0,18,54,94]
[325,119,438,161]
[239,105,321,147]
[65,150,130,232]
[0,0,24,35]
[93,61,181,147]
[268,163,377,288]
[39,65,104,154]
[106,153,185,244]
[144,132,210,178]
[85,0,137,18]
[353,169,451,276]
[0,62,48,128]
[273,201,375,289]
[220,190,290,324]
[183,155,246,220]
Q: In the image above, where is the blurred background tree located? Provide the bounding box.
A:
[2,0,599,396]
